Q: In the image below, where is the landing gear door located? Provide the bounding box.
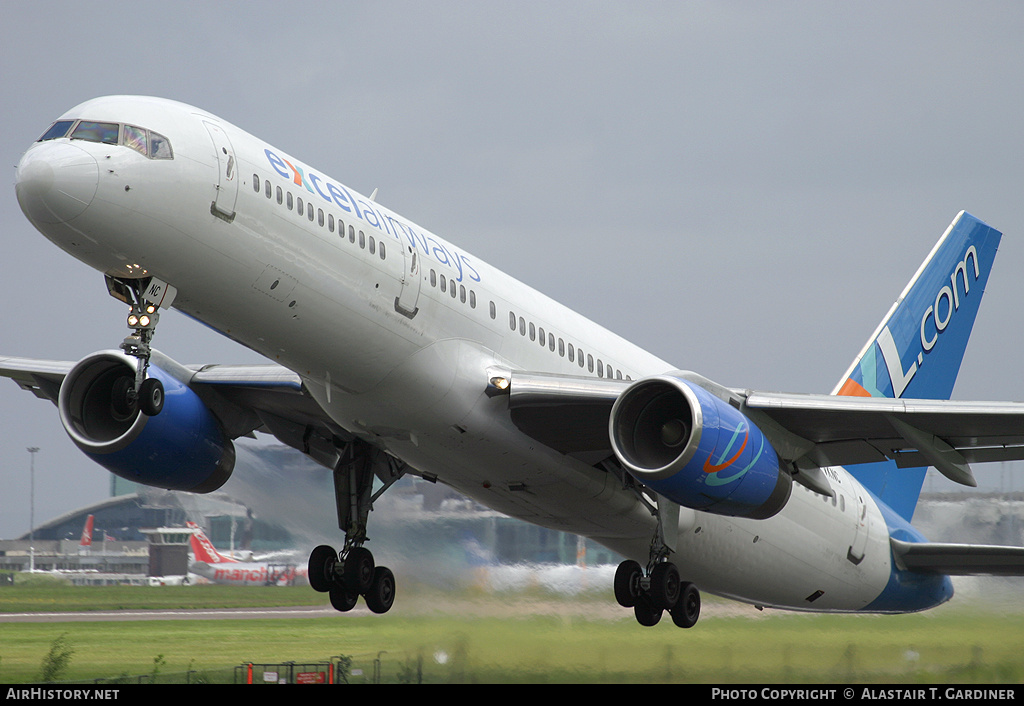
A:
[395,244,421,319]
[204,121,238,222]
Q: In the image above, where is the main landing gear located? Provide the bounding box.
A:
[613,558,700,628]
[308,439,405,614]
[612,493,701,628]
[308,544,396,614]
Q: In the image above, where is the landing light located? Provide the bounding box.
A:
[127,313,154,328]
[486,375,512,397]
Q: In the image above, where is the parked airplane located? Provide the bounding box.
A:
[5,96,1024,626]
[187,521,304,586]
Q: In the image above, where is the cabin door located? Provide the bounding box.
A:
[204,121,238,221]
[395,243,421,318]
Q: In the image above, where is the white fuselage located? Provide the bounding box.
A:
[190,561,305,587]
[15,96,922,614]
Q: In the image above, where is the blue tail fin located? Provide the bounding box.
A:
[833,211,1002,520]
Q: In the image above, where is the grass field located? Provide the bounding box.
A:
[2,575,1023,684]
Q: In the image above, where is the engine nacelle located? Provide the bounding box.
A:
[609,374,791,519]
[58,351,234,493]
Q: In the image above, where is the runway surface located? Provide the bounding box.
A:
[0,605,350,623]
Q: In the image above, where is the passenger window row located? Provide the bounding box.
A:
[800,482,846,512]
[507,310,630,381]
[254,173,496,324]
[254,174,386,262]
[427,267,491,316]
[253,173,622,381]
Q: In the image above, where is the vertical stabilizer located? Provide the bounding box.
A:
[78,514,94,555]
[833,211,1002,520]
[187,520,238,564]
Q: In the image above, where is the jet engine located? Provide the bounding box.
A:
[58,351,234,492]
[609,374,791,519]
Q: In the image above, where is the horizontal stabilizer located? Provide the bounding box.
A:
[891,538,1024,576]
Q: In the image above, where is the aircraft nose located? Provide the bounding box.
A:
[16,142,99,225]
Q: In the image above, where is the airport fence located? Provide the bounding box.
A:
[69,655,405,684]
[29,638,1024,684]
[81,668,235,684]
[235,654,414,684]
[235,661,340,684]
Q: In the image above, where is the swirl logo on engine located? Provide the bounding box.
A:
[703,426,748,475]
[703,423,766,486]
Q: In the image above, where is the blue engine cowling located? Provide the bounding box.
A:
[609,375,791,519]
[58,351,234,493]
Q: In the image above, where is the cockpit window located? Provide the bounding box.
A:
[123,125,148,156]
[149,131,173,159]
[71,121,120,145]
[38,120,75,142]
[40,119,173,159]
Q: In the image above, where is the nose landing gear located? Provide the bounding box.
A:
[106,275,177,417]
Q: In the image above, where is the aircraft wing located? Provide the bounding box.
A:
[0,354,353,469]
[500,371,1024,487]
[0,356,75,402]
[504,371,630,458]
[741,391,1024,486]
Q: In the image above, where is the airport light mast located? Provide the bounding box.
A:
[27,447,39,542]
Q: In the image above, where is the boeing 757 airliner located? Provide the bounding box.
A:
[5,96,1024,626]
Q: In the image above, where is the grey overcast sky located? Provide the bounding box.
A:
[2,1,1024,538]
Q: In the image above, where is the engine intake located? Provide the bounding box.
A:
[58,351,234,492]
[609,375,791,519]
